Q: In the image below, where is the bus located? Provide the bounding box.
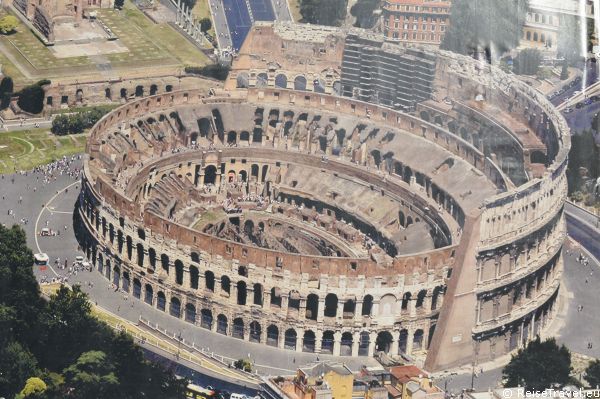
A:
[34,253,49,266]
[186,384,217,399]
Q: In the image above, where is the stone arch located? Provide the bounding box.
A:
[112,265,120,287]
[341,332,353,356]
[403,166,412,184]
[133,278,142,299]
[135,85,144,97]
[144,284,153,305]
[399,210,406,227]
[284,328,297,350]
[294,75,307,91]
[157,291,166,311]
[253,283,263,305]
[303,330,316,352]
[270,287,282,307]
[406,215,413,227]
[160,254,169,273]
[530,150,547,165]
[175,259,184,285]
[148,247,156,270]
[204,165,217,185]
[275,73,288,88]
[324,293,338,317]
[358,331,370,356]
[416,289,427,308]
[239,170,247,182]
[306,293,319,320]
[256,72,268,88]
[237,72,249,88]
[217,314,228,334]
[150,84,158,95]
[313,78,326,93]
[190,265,199,289]
[201,309,213,329]
[288,290,300,312]
[170,296,181,318]
[267,325,279,347]
[221,275,231,295]
[362,295,373,316]
[379,294,396,316]
[122,271,130,292]
[136,243,144,267]
[205,270,215,291]
[261,165,268,182]
[399,329,409,354]
[105,88,111,99]
[166,84,173,92]
[413,329,424,351]
[237,280,247,305]
[376,331,393,353]
[249,321,261,343]
[227,131,237,144]
[343,298,356,319]
[322,330,335,354]
[401,292,411,310]
[185,303,196,323]
[240,131,250,142]
[232,317,244,339]
[120,88,127,99]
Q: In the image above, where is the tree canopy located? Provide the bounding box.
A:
[513,49,543,76]
[299,0,348,26]
[441,0,528,58]
[0,224,188,399]
[502,337,572,390]
[567,127,600,195]
[350,0,380,28]
[585,359,600,388]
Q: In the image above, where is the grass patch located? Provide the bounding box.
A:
[0,129,87,174]
[192,0,216,39]
[50,103,120,115]
[192,209,226,230]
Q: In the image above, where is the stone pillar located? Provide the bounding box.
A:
[281,295,289,314]
[278,329,285,349]
[317,299,325,322]
[264,290,271,310]
[230,284,238,305]
[391,330,400,355]
[183,268,191,289]
[295,329,303,352]
[299,298,307,320]
[409,298,416,317]
[333,332,342,356]
[337,299,345,321]
[355,300,363,321]
[372,299,380,317]
[352,332,360,357]
[368,332,378,357]
[406,328,415,354]
[423,294,432,312]
[315,330,323,353]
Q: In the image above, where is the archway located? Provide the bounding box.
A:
[157,291,166,311]
[399,329,408,354]
[133,278,141,299]
[185,303,196,323]
[205,271,215,291]
[232,317,244,339]
[303,330,316,352]
[201,309,213,329]
[341,332,353,356]
[237,72,249,88]
[313,78,326,93]
[284,329,297,350]
[306,294,319,320]
[321,330,335,354]
[358,331,370,356]
[221,275,231,295]
[324,293,337,317]
[413,329,424,351]
[249,321,261,343]
[256,73,268,88]
[275,74,287,88]
[267,325,279,347]
[375,331,393,354]
[294,75,307,91]
[175,260,184,285]
[204,165,217,185]
[217,314,228,334]
[122,272,130,292]
[170,297,181,318]
[253,283,263,305]
[237,281,247,305]
[144,284,153,305]
[362,295,373,316]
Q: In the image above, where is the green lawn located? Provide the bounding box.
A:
[0,1,209,84]
[192,0,216,39]
[0,130,87,174]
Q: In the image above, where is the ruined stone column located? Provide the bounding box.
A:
[390,330,400,355]
[333,332,342,356]
[368,332,377,357]
[352,332,360,357]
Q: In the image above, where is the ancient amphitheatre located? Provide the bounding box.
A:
[74,23,569,372]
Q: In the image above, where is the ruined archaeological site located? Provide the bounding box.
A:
[75,23,570,371]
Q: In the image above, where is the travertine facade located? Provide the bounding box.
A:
[76,26,569,372]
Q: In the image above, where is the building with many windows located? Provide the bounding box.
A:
[521,0,594,53]
[381,0,451,46]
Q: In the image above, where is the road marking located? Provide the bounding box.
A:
[34,180,79,278]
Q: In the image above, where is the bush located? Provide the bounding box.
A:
[233,359,252,373]
[0,15,19,34]
[51,107,111,135]
[17,84,45,114]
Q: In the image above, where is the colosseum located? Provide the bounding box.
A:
[75,23,570,372]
